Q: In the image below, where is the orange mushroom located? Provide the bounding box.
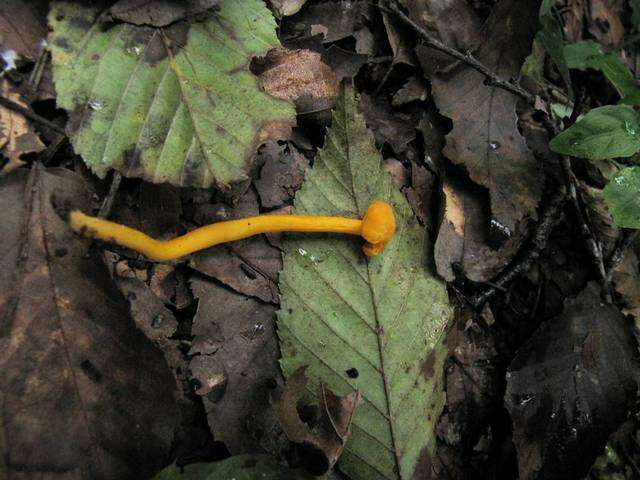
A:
[68,201,396,262]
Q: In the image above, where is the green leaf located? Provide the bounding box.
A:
[154,455,307,480]
[277,86,453,480]
[549,105,640,160]
[632,0,640,29]
[564,40,640,105]
[48,0,295,188]
[603,166,640,228]
[537,0,573,98]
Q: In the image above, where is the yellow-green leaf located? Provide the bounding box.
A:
[49,0,295,188]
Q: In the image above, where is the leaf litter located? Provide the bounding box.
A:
[2,0,640,478]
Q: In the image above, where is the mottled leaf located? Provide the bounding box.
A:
[549,105,640,160]
[277,86,453,480]
[108,0,220,27]
[49,0,295,188]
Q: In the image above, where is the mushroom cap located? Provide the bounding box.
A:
[361,201,396,256]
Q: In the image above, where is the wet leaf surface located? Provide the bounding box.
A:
[506,283,640,480]
[0,165,179,478]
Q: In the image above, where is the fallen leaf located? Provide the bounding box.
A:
[381,13,415,67]
[191,188,282,304]
[270,0,308,17]
[0,0,48,61]
[286,1,373,43]
[0,79,45,174]
[578,182,619,257]
[613,248,640,320]
[258,48,339,114]
[323,45,369,81]
[506,283,640,480]
[404,0,482,76]
[392,75,429,106]
[273,367,362,475]
[156,454,311,479]
[49,0,296,188]
[359,92,418,157]
[404,161,434,227]
[0,166,178,478]
[108,0,219,27]
[278,86,453,479]
[190,277,281,454]
[435,177,523,282]
[587,0,625,46]
[432,0,542,234]
[255,141,308,208]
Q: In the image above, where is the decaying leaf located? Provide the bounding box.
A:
[273,366,363,475]
[0,166,178,478]
[108,0,219,27]
[278,86,453,479]
[578,182,619,257]
[0,0,48,61]
[432,0,542,234]
[49,0,296,188]
[270,0,308,18]
[258,48,339,114]
[392,76,428,107]
[404,0,482,76]
[359,93,418,157]
[190,188,282,304]
[613,248,640,321]
[587,0,625,46]
[155,454,310,479]
[255,141,309,209]
[286,1,373,43]
[506,283,640,480]
[435,177,523,282]
[0,79,45,174]
[190,277,281,454]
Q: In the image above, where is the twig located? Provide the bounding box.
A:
[560,155,607,285]
[98,172,122,219]
[381,0,537,105]
[0,95,66,136]
[469,189,565,309]
[604,229,640,291]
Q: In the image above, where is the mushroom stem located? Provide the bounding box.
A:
[68,201,396,262]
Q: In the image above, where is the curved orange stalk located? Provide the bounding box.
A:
[69,201,396,262]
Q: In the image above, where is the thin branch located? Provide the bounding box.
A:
[381,0,537,105]
[604,229,640,289]
[0,95,66,136]
[98,172,122,219]
[469,189,565,309]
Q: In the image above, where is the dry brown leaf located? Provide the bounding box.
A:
[190,188,282,304]
[0,166,178,478]
[272,366,362,475]
[108,0,219,26]
[578,182,619,257]
[613,248,640,321]
[189,276,281,454]
[435,177,523,282]
[255,141,308,209]
[270,0,308,17]
[0,0,48,61]
[587,0,625,46]
[432,0,542,235]
[258,48,339,114]
[0,79,44,174]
